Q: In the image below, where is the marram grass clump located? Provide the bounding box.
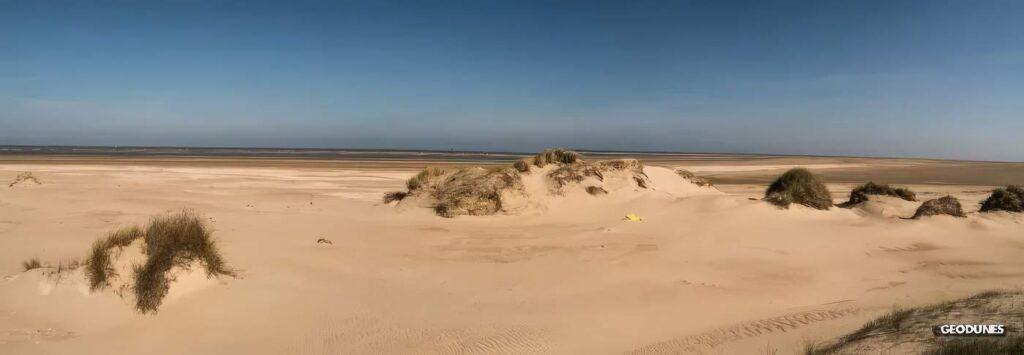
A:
[978,185,1024,213]
[674,169,713,187]
[382,191,408,204]
[912,196,966,219]
[83,210,234,313]
[85,225,144,291]
[431,167,523,218]
[406,167,447,191]
[512,158,531,173]
[532,148,581,167]
[133,210,234,313]
[841,181,916,207]
[763,168,833,210]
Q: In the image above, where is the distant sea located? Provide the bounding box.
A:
[0,145,763,162]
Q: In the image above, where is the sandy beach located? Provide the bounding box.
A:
[1,153,1022,354]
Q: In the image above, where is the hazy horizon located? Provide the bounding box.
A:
[3,1,1024,161]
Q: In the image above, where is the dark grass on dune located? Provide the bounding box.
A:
[430,167,523,218]
[674,169,714,187]
[532,148,581,167]
[382,191,408,203]
[22,258,42,271]
[85,225,144,291]
[585,186,608,195]
[840,181,916,207]
[763,168,833,210]
[133,210,234,313]
[979,185,1024,213]
[912,196,966,219]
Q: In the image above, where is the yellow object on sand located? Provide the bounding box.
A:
[624,213,642,222]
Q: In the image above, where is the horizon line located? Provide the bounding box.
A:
[1,144,1020,164]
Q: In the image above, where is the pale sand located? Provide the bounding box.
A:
[1,155,1022,354]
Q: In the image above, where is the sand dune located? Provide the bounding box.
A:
[1,154,1022,354]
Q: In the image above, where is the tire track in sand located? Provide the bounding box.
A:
[629,307,860,354]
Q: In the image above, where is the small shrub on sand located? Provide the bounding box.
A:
[912,196,966,219]
[406,167,447,191]
[22,258,43,271]
[674,169,713,187]
[585,186,607,195]
[431,167,523,218]
[842,182,916,206]
[133,210,233,313]
[978,185,1024,213]
[85,225,145,291]
[382,191,408,203]
[763,168,833,210]
[532,148,581,167]
[512,158,531,173]
[8,172,41,187]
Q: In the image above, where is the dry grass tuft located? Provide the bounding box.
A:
[512,158,531,173]
[674,169,714,187]
[22,258,43,271]
[430,167,523,218]
[841,182,916,207]
[382,191,408,203]
[763,168,833,210]
[133,209,233,313]
[406,167,447,191]
[979,185,1024,213]
[547,163,604,190]
[532,148,582,167]
[597,159,644,174]
[85,225,144,291]
[912,196,966,219]
[8,172,41,187]
[585,186,608,195]
[50,258,81,275]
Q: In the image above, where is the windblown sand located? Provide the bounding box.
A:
[1,155,1022,354]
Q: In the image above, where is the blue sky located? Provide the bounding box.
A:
[2,1,1023,161]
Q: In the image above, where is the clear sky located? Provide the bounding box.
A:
[2,1,1022,161]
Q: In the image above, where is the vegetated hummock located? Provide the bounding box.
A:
[840,181,916,207]
[912,196,966,219]
[674,168,714,187]
[385,149,654,217]
[807,290,1023,354]
[978,185,1024,213]
[22,258,43,271]
[8,172,41,187]
[763,168,833,210]
[83,210,234,313]
[429,167,523,218]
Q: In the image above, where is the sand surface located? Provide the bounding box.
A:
[1,154,1022,354]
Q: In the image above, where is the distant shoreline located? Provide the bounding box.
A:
[0,145,1005,163]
